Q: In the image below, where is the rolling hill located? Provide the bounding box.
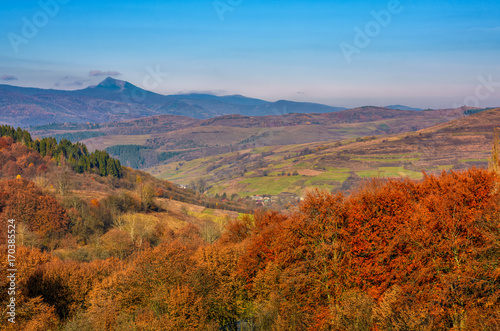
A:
[145,107,500,198]
[28,106,472,170]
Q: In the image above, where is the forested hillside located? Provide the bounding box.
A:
[1,125,122,178]
[1,167,499,330]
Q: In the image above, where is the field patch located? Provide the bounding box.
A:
[298,169,323,176]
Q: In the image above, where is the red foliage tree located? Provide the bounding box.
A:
[0,140,46,180]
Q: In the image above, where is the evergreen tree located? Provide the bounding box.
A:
[40,139,47,157]
[107,160,117,178]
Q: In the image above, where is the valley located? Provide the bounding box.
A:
[28,105,496,201]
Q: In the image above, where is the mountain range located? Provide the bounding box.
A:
[0,77,433,127]
[0,77,351,126]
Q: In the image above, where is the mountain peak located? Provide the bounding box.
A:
[96,77,127,90]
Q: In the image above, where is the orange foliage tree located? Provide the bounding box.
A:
[26,257,119,320]
[0,179,70,249]
[86,237,205,329]
[0,247,59,331]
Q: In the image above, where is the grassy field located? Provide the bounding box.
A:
[356,167,423,180]
[146,135,453,197]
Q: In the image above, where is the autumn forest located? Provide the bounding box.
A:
[0,123,499,331]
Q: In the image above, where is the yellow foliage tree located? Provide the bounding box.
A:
[489,127,500,173]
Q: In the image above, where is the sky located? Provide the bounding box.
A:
[0,0,499,109]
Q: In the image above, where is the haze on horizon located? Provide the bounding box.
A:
[0,0,499,109]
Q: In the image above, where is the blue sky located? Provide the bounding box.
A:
[0,0,499,108]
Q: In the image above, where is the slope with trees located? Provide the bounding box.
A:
[1,125,122,178]
[1,167,499,330]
